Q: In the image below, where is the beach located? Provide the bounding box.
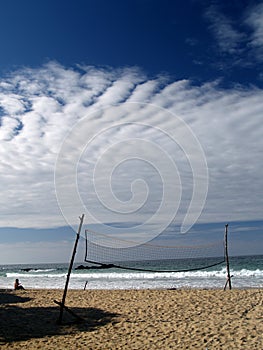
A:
[0,288,262,349]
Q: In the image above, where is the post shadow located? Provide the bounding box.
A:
[0,291,120,343]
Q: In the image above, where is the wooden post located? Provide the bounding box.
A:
[83,280,88,290]
[224,224,232,290]
[57,214,85,324]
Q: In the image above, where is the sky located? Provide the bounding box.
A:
[0,0,263,264]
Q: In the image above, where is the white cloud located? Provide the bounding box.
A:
[205,5,245,55]
[0,62,263,234]
[246,2,263,60]
[204,2,263,65]
[246,3,263,46]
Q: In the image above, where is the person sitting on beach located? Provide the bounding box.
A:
[14,278,25,290]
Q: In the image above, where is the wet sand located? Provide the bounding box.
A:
[0,288,262,349]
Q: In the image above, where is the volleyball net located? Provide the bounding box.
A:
[82,229,226,273]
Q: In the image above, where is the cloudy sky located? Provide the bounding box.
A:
[0,0,263,263]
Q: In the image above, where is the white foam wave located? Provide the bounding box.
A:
[6,267,263,280]
[71,267,263,279]
[6,272,66,278]
[230,268,263,277]
[33,269,56,272]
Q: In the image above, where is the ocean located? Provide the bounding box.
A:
[0,255,262,290]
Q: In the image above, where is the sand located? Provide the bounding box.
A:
[0,288,262,349]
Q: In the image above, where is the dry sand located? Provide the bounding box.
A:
[0,288,262,349]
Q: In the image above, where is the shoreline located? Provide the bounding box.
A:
[1,288,262,349]
[1,285,263,291]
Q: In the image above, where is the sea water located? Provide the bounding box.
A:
[0,255,262,290]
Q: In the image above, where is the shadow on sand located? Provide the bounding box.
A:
[0,290,32,305]
[0,291,120,343]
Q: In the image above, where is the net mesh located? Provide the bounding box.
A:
[83,229,225,272]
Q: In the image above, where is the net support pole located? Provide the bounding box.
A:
[57,214,85,324]
[224,223,232,290]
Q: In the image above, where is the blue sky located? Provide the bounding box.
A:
[0,0,263,263]
[1,0,263,85]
